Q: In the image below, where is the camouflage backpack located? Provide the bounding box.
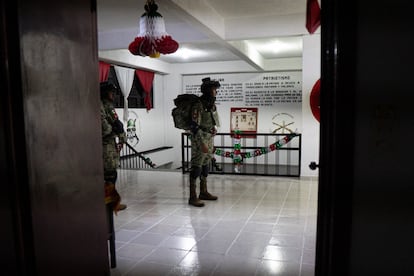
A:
[171,94,201,130]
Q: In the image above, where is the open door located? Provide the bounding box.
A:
[315,0,357,274]
[316,1,414,275]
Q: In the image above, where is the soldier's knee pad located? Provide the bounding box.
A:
[190,166,201,179]
[201,165,209,177]
[104,170,118,184]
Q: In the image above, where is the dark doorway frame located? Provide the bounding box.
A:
[315,0,356,275]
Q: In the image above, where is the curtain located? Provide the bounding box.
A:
[114,66,135,122]
[136,69,154,111]
[306,0,321,34]
[99,61,111,82]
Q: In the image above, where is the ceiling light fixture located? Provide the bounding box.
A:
[172,47,207,60]
[255,40,291,53]
[128,0,179,58]
[245,38,303,58]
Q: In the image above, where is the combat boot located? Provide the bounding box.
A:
[105,182,127,214]
[189,177,205,207]
[199,176,218,200]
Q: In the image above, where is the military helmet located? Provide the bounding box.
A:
[201,77,220,95]
[100,81,117,99]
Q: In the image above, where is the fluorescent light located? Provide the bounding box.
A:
[244,37,303,58]
[263,40,293,53]
[250,39,300,53]
[171,47,207,60]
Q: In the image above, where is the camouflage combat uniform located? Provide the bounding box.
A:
[188,95,220,207]
[101,98,126,183]
[190,98,220,167]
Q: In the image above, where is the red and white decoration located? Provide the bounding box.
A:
[128,0,179,58]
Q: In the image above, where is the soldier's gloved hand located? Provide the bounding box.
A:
[210,126,217,136]
[116,143,123,153]
[112,119,124,134]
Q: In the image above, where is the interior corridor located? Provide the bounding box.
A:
[110,169,317,276]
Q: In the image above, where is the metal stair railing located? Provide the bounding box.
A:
[119,142,156,169]
[181,132,301,177]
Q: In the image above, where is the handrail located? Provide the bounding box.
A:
[119,142,156,169]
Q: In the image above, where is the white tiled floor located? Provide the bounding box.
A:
[110,169,317,276]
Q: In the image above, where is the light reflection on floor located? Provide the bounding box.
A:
[110,169,317,276]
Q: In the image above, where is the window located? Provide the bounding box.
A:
[107,66,123,107]
[129,74,153,108]
[107,66,153,109]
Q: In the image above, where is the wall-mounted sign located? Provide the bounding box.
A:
[182,71,302,133]
[230,107,258,137]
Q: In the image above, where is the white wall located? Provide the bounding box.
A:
[164,61,259,168]
[115,74,168,152]
[100,35,320,176]
[301,34,320,177]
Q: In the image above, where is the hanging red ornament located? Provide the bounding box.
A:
[128,0,179,58]
[310,79,320,122]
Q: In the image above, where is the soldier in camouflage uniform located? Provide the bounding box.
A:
[101,82,127,212]
[188,77,221,207]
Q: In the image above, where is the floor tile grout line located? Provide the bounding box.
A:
[114,174,196,257]
[188,177,256,242]
[117,197,183,276]
[223,183,271,257]
[272,181,294,232]
[120,175,249,276]
[112,171,316,276]
[207,177,270,275]
[299,180,317,275]
[155,176,259,276]
[247,181,294,276]
[120,220,182,274]
[115,198,180,244]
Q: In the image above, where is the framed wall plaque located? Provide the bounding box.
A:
[230,107,258,137]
